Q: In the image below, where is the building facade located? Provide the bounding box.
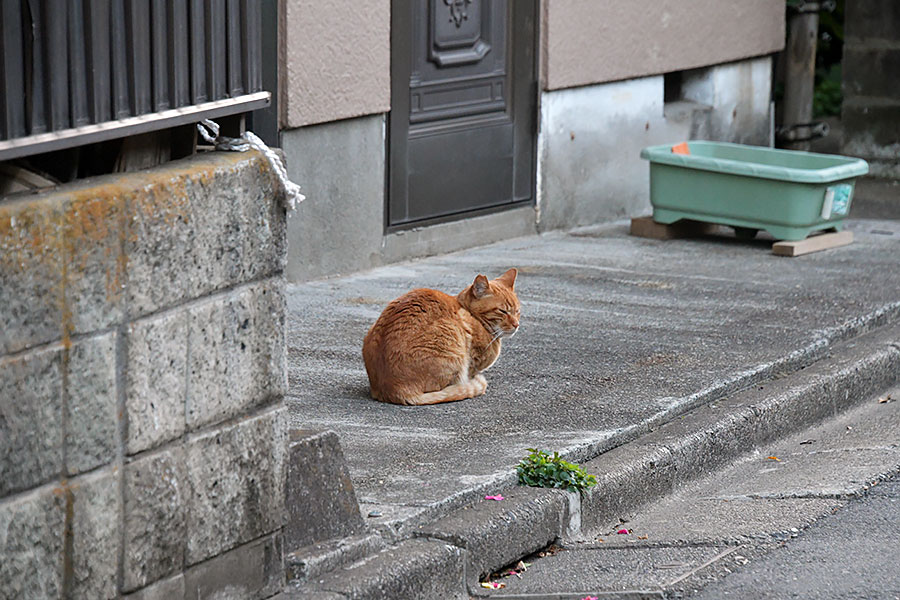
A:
[0,2,787,597]
[280,0,785,281]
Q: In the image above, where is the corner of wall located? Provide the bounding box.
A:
[536,55,774,232]
[282,115,388,282]
[0,153,289,599]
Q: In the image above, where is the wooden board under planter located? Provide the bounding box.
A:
[771,230,854,256]
[629,216,854,257]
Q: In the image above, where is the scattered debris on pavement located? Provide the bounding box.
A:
[503,561,530,579]
[537,544,564,558]
[483,560,531,589]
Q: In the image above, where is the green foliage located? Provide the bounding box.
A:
[813,0,845,117]
[516,448,597,493]
[814,63,843,118]
[782,0,845,117]
[816,0,845,67]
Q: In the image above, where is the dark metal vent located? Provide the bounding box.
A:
[0,0,269,161]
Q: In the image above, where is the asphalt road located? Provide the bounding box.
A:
[692,473,900,600]
[483,387,900,599]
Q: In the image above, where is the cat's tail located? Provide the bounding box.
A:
[403,375,487,406]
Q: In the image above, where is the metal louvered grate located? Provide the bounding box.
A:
[0,0,269,161]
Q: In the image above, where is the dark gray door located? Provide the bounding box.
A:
[389,0,537,228]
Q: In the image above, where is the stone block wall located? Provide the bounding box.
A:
[842,0,900,179]
[0,152,287,599]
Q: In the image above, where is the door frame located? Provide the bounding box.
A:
[386,0,539,233]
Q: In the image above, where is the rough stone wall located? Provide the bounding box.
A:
[0,152,287,599]
[842,0,900,179]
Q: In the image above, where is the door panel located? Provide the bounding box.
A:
[389,0,536,228]
[410,1,507,124]
[407,120,513,222]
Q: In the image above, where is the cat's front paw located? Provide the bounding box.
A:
[473,374,488,396]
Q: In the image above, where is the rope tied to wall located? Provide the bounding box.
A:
[197,119,305,210]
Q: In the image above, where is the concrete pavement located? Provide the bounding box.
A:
[282,218,900,598]
[694,471,900,600]
[484,384,900,598]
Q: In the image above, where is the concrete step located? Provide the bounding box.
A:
[285,532,386,585]
[279,321,900,599]
[284,429,370,585]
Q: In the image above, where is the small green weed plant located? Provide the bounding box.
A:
[516,448,597,493]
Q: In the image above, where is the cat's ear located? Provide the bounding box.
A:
[496,268,517,290]
[472,274,490,298]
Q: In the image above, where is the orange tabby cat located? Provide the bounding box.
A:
[362,268,520,406]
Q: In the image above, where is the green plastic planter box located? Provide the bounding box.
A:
[640,141,869,241]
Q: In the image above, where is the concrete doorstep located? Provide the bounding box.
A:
[280,219,900,599]
[281,320,900,599]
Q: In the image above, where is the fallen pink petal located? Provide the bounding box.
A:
[485,494,505,501]
[617,528,629,534]
[480,581,506,589]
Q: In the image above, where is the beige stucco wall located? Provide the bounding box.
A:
[543,0,784,90]
[280,1,782,126]
[281,0,390,128]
